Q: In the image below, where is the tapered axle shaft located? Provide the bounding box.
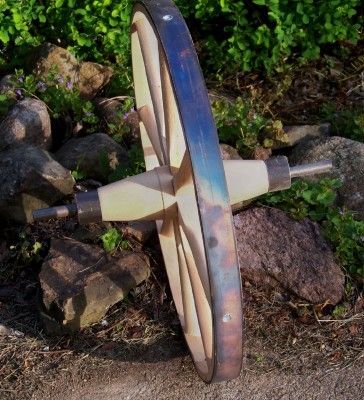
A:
[32,157,333,224]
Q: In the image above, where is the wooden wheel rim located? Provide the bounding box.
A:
[131,0,243,382]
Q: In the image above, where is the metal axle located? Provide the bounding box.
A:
[290,160,332,179]
[32,204,77,222]
[32,157,332,224]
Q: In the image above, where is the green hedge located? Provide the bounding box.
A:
[176,0,362,73]
[0,0,131,74]
[0,1,362,76]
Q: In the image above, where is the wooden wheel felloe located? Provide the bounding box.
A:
[131,0,243,383]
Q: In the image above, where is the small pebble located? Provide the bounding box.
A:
[0,323,25,337]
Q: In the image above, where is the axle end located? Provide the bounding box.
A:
[32,204,78,222]
[290,160,333,179]
[32,190,102,224]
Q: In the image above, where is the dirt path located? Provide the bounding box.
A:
[33,354,364,400]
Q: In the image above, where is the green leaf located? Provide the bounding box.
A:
[100,228,123,252]
[55,0,65,8]
[0,29,9,44]
[302,14,309,24]
[109,18,118,27]
[253,0,266,5]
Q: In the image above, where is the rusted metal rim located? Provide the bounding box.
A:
[131,0,243,382]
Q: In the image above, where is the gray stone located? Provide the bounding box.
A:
[95,97,123,125]
[0,324,24,338]
[0,75,15,93]
[290,136,364,219]
[78,62,113,99]
[234,207,344,304]
[39,239,150,333]
[253,146,272,161]
[278,124,331,148]
[0,145,74,223]
[125,221,157,244]
[95,97,140,142]
[33,43,79,84]
[0,98,52,150]
[220,144,242,160]
[56,133,128,182]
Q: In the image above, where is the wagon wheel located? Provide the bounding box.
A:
[131,0,243,382]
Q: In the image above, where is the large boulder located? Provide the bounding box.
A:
[0,98,52,150]
[78,62,113,99]
[39,239,150,333]
[0,145,74,223]
[32,44,115,99]
[56,133,128,182]
[234,207,344,304]
[290,136,364,219]
[276,124,331,148]
[32,43,79,84]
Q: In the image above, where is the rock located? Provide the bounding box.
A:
[290,136,364,219]
[33,43,79,84]
[280,124,331,148]
[0,145,74,223]
[253,146,272,161]
[71,222,112,242]
[234,207,344,304]
[220,144,242,160]
[0,75,15,93]
[39,239,150,333]
[95,98,121,125]
[125,221,157,244]
[95,97,140,142]
[56,133,128,182]
[78,62,113,99]
[0,324,24,338]
[0,98,52,150]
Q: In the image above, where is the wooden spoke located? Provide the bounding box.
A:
[131,21,166,165]
[173,154,210,296]
[159,48,186,171]
[178,223,213,362]
[137,105,164,167]
[133,18,167,163]
[175,220,201,337]
[158,218,184,320]
[160,217,213,372]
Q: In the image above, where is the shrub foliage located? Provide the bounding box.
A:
[176,0,362,73]
[0,1,362,75]
[0,0,132,79]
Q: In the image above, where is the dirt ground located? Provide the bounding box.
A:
[1,275,363,400]
[33,355,364,400]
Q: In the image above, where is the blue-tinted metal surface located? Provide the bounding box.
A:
[134,0,243,382]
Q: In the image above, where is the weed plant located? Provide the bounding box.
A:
[321,103,364,142]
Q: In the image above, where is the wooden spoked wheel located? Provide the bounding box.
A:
[131,0,243,382]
